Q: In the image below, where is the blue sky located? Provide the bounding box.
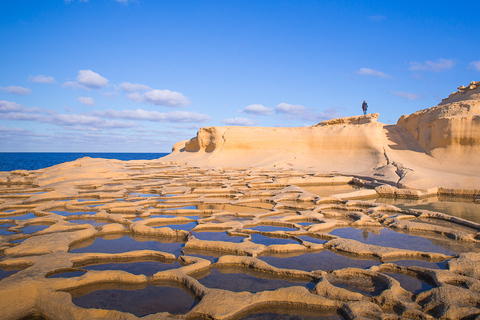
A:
[1,0,479,152]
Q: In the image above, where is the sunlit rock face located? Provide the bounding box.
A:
[169,113,387,173]
[398,81,480,166]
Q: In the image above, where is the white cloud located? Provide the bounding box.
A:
[355,68,392,79]
[391,91,421,100]
[468,60,480,72]
[119,82,152,92]
[77,97,95,106]
[409,59,455,72]
[125,89,190,107]
[125,92,143,102]
[242,104,273,115]
[275,103,308,115]
[63,70,108,89]
[1,85,32,95]
[28,75,56,84]
[0,100,26,112]
[49,114,136,128]
[93,109,210,123]
[274,103,343,123]
[221,117,256,126]
[0,100,41,113]
[143,89,190,107]
[76,70,108,89]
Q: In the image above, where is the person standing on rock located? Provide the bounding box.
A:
[362,100,368,115]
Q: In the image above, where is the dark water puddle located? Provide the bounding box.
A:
[51,211,97,216]
[70,282,197,317]
[332,279,387,297]
[391,259,447,269]
[21,225,50,234]
[385,272,434,295]
[164,205,197,210]
[192,231,246,243]
[250,234,299,246]
[0,224,15,235]
[249,225,297,232]
[0,212,36,220]
[69,235,185,257]
[329,227,456,255]
[239,306,342,320]
[375,198,480,224]
[67,219,107,227]
[153,222,197,231]
[297,222,314,226]
[78,260,182,276]
[131,193,158,197]
[260,251,381,272]
[297,236,327,244]
[147,214,177,219]
[48,270,87,278]
[0,268,19,281]
[194,268,309,293]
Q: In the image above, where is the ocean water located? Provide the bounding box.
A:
[0,153,169,172]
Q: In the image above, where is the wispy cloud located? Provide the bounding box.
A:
[28,75,56,84]
[119,82,152,92]
[468,60,480,72]
[274,103,342,123]
[409,58,455,72]
[1,85,32,95]
[221,117,256,126]
[355,68,392,79]
[63,70,109,89]
[241,104,273,116]
[93,109,210,123]
[126,89,190,108]
[275,103,308,115]
[391,91,421,100]
[77,97,95,106]
[0,100,41,113]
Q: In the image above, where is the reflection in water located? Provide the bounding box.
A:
[192,231,246,243]
[385,272,434,295]
[375,197,480,223]
[329,227,463,255]
[20,225,50,234]
[250,234,299,246]
[69,234,185,256]
[51,211,97,216]
[238,306,342,320]
[70,282,197,317]
[260,251,382,272]
[78,260,181,276]
[194,267,310,293]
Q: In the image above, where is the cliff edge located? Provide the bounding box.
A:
[163,82,480,190]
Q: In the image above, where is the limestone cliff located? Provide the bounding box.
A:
[397,81,480,166]
[164,83,480,189]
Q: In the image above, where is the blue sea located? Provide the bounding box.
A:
[0,153,169,172]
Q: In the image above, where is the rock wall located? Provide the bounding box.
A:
[167,114,386,172]
[397,82,480,165]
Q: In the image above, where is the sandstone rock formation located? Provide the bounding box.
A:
[165,82,480,191]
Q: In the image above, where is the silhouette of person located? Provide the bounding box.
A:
[362,100,368,115]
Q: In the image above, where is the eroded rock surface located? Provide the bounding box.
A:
[1,157,480,319]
